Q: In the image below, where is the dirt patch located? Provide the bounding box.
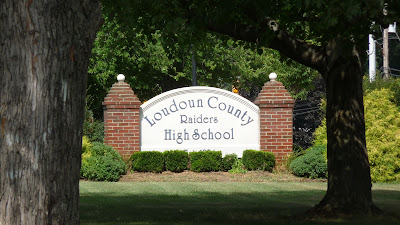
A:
[119,170,327,182]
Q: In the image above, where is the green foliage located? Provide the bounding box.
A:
[189,151,222,172]
[81,155,127,182]
[313,88,400,182]
[363,76,400,107]
[289,145,327,179]
[164,150,189,173]
[90,142,113,156]
[80,142,127,181]
[364,89,400,182]
[131,151,165,173]
[242,150,275,172]
[222,153,238,171]
[312,118,327,147]
[82,135,92,154]
[100,0,400,60]
[83,108,104,142]
[286,145,306,169]
[86,8,319,117]
[228,159,248,174]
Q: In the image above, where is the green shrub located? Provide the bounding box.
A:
[312,88,400,182]
[242,150,275,172]
[189,150,222,172]
[222,153,238,171]
[228,159,247,174]
[289,145,327,179]
[80,142,127,181]
[364,89,400,182]
[81,155,127,181]
[83,109,104,143]
[363,76,400,107]
[91,142,116,156]
[82,135,92,154]
[286,145,306,169]
[312,118,327,147]
[131,151,164,173]
[164,150,188,172]
[87,120,104,143]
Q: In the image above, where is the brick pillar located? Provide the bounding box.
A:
[102,75,141,158]
[254,73,295,163]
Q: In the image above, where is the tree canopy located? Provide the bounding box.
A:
[87,8,319,117]
[100,0,398,72]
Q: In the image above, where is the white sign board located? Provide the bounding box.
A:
[140,86,260,157]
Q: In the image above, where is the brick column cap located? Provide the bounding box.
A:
[103,81,141,109]
[254,80,295,107]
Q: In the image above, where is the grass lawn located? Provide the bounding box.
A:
[80,181,400,225]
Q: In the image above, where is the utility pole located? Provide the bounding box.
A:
[382,3,390,80]
[191,45,197,86]
[383,27,390,80]
[368,34,376,82]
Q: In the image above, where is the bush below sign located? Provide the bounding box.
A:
[130,150,276,173]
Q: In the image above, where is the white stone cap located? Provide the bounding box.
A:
[117,74,125,82]
[269,72,277,81]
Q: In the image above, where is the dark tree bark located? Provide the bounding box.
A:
[309,40,379,216]
[0,0,101,224]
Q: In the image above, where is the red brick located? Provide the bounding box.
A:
[255,79,294,165]
[103,81,142,157]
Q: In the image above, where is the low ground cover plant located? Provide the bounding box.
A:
[228,159,248,174]
[81,140,127,181]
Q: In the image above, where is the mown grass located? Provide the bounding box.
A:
[80,182,400,225]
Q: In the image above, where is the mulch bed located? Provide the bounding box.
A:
[119,170,327,183]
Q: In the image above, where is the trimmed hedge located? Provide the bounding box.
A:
[289,145,327,179]
[189,150,222,172]
[80,142,127,181]
[164,150,189,172]
[242,150,275,172]
[222,153,238,171]
[131,151,164,173]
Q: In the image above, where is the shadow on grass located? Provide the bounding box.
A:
[80,189,400,225]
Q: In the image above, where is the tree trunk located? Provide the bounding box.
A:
[309,41,379,217]
[0,1,101,224]
[205,10,380,217]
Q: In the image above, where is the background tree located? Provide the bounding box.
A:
[87,9,318,118]
[100,0,400,216]
[0,0,101,224]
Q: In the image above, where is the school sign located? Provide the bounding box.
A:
[103,74,294,162]
[140,87,260,157]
